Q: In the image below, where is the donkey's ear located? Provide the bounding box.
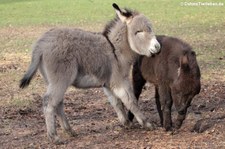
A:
[180,54,190,71]
[112,3,132,23]
[178,54,190,77]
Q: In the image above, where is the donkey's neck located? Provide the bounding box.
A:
[107,21,138,65]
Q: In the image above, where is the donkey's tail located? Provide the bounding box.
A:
[19,47,42,89]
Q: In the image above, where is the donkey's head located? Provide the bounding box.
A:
[112,3,160,57]
[171,51,201,128]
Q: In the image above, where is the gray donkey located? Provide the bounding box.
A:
[20,3,160,143]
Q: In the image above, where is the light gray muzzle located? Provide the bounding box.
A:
[149,37,161,54]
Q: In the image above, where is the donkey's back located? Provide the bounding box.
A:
[140,35,199,84]
[20,28,113,89]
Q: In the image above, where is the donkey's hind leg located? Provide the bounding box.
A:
[56,101,76,137]
[43,92,60,144]
[43,82,69,144]
[103,87,131,127]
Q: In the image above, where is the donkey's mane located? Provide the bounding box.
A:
[102,8,138,37]
[102,16,119,37]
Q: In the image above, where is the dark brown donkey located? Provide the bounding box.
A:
[128,35,201,131]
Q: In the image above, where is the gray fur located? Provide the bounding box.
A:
[20,4,160,143]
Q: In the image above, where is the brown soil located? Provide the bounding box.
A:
[0,80,224,149]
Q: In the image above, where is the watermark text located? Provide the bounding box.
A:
[181,2,224,7]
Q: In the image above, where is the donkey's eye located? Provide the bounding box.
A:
[135,30,143,35]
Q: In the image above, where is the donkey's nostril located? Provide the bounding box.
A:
[149,38,161,54]
[155,43,161,51]
[155,43,161,52]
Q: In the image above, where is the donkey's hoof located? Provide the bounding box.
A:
[123,120,132,129]
[165,125,173,131]
[120,118,132,128]
[49,135,64,145]
[170,129,179,135]
[174,121,182,129]
[65,129,77,137]
[144,122,155,131]
[54,139,64,145]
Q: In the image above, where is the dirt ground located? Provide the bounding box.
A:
[0,79,224,148]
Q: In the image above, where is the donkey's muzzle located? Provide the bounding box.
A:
[155,42,161,52]
[149,37,161,54]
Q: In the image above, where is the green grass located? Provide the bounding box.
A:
[0,0,224,30]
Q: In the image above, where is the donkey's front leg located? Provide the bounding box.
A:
[104,87,131,127]
[158,85,173,131]
[155,87,163,126]
[128,63,146,121]
[113,81,154,130]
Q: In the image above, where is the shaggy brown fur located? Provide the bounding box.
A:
[128,35,201,131]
